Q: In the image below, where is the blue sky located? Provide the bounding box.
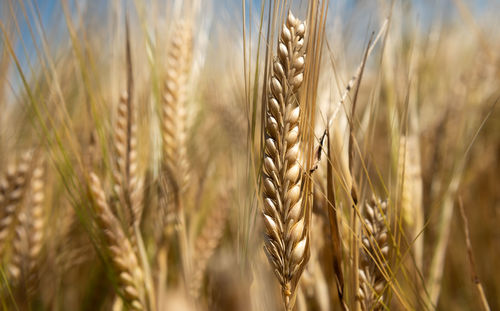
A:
[4,0,498,92]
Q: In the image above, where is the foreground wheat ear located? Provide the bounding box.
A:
[262,11,307,311]
[358,197,390,311]
[89,173,146,311]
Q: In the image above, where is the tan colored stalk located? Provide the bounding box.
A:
[398,135,423,271]
[424,166,463,309]
[457,199,491,311]
[326,127,347,310]
[262,12,307,311]
[348,32,373,311]
[89,173,146,311]
[300,212,331,311]
[358,198,390,311]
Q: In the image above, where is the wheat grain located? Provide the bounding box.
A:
[262,11,307,311]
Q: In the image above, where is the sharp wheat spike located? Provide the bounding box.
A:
[262,11,308,311]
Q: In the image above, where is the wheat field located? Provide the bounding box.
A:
[0,0,499,310]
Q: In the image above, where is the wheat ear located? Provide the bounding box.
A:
[0,153,31,259]
[89,173,146,311]
[262,12,307,311]
[358,197,390,311]
[113,92,143,227]
[189,198,229,299]
[162,20,192,205]
[8,157,44,295]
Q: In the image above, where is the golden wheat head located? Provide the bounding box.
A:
[262,11,307,310]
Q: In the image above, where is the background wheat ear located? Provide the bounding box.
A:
[261,11,308,311]
[7,154,45,298]
[358,197,390,311]
[0,152,32,261]
[112,91,143,231]
[88,172,146,311]
[189,193,229,300]
[161,19,193,211]
[0,152,33,282]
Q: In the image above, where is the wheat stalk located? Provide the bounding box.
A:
[262,11,307,311]
[89,172,146,311]
[398,135,423,271]
[358,197,390,311]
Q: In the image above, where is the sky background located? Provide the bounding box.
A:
[11,0,498,50]
[2,0,499,95]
